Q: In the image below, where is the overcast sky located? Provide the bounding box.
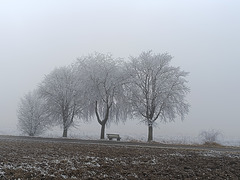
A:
[0,0,239,140]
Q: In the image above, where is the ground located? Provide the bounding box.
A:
[0,136,240,179]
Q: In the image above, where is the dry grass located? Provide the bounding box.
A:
[202,142,223,147]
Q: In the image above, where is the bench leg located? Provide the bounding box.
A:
[117,138,120,141]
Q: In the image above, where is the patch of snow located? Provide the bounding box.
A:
[61,174,68,179]
[168,152,185,157]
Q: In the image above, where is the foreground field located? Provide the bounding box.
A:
[0,137,240,179]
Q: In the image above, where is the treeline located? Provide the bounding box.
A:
[17,51,190,142]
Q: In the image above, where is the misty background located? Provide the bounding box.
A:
[0,0,239,142]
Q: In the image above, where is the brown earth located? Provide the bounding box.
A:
[0,138,239,180]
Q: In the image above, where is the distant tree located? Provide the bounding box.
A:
[17,90,50,136]
[199,129,222,144]
[38,66,84,137]
[125,51,190,142]
[76,52,128,139]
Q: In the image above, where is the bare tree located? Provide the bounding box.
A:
[38,66,84,137]
[125,51,190,141]
[199,129,222,144]
[17,90,50,136]
[76,52,128,139]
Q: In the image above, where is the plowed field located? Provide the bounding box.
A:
[0,137,239,179]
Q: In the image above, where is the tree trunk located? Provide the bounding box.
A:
[100,124,105,139]
[95,101,109,140]
[63,127,68,137]
[148,125,153,142]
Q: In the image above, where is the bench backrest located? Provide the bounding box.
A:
[107,134,120,138]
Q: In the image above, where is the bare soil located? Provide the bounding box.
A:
[0,137,240,179]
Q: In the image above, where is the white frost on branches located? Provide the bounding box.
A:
[17,90,50,136]
[38,66,85,137]
[125,51,190,127]
[76,53,129,138]
[17,51,190,141]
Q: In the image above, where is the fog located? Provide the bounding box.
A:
[0,0,240,141]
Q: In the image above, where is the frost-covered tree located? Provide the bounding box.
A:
[17,90,50,136]
[125,51,190,141]
[199,129,222,144]
[38,66,84,137]
[76,52,128,139]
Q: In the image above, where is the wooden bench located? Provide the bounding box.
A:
[107,134,121,141]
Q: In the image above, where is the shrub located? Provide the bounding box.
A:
[199,129,222,145]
